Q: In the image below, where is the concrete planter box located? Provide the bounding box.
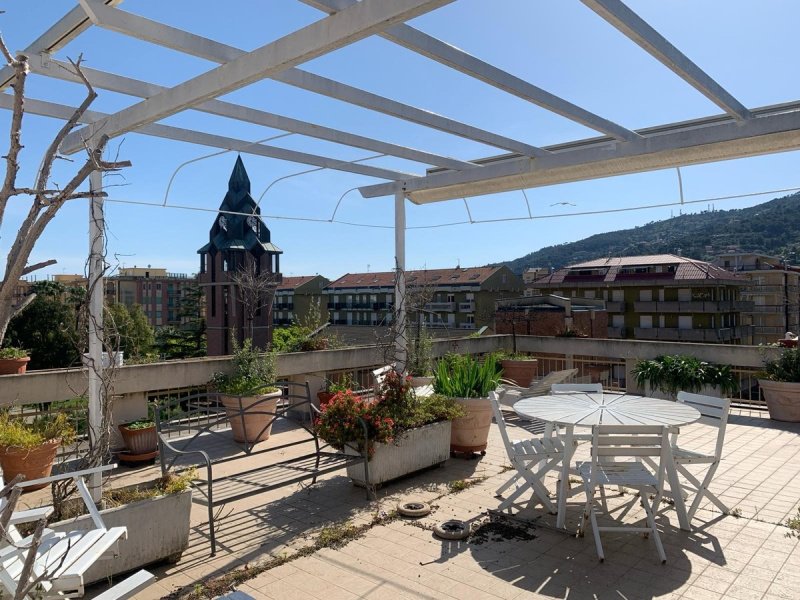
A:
[346,420,451,486]
[643,384,722,401]
[759,379,800,422]
[52,488,192,585]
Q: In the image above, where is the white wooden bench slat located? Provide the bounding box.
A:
[93,570,155,600]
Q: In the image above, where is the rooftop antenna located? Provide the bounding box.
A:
[367,264,370,273]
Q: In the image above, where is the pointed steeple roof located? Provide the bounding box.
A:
[198,156,282,256]
[228,155,250,193]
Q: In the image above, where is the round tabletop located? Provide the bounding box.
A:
[513,391,700,427]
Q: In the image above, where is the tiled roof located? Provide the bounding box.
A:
[531,254,746,286]
[327,266,502,289]
[277,275,318,290]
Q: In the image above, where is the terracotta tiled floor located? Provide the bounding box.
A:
[85,409,800,599]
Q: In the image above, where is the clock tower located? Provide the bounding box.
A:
[198,156,282,356]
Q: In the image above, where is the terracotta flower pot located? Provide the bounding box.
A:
[221,390,281,444]
[317,391,335,409]
[449,396,493,454]
[118,423,158,455]
[0,357,30,375]
[500,359,537,387]
[0,439,60,491]
[759,379,800,422]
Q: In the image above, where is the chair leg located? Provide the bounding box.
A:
[589,508,604,562]
[681,462,728,520]
[640,492,666,564]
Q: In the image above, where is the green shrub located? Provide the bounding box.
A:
[433,353,501,398]
[211,338,277,395]
[0,412,75,449]
[633,355,739,397]
[762,347,800,383]
[0,347,27,359]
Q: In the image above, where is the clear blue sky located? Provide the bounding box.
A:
[1,0,799,280]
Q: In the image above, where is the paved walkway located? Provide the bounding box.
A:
[84,408,800,599]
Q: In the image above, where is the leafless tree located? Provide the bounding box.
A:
[0,39,130,346]
[229,260,279,343]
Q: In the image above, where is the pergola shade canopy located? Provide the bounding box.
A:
[2,0,796,205]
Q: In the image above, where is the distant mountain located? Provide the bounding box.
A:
[504,192,800,273]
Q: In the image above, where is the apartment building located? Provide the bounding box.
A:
[529,254,753,343]
[107,267,197,328]
[714,252,800,345]
[522,267,548,297]
[273,275,329,326]
[325,266,523,331]
[495,295,608,337]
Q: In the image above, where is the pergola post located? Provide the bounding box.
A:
[87,167,105,502]
[394,190,407,371]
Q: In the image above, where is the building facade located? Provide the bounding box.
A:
[107,267,196,328]
[198,157,282,356]
[522,267,548,297]
[495,295,608,338]
[714,252,800,345]
[325,266,523,331]
[529,254,752,344]
[273,275,330,327]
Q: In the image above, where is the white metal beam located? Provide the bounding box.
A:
[69,0,542,158]
[359,104,800,201]
[28,54,475,171]
[302,0,640,142]
[0,94,414,180]
[61,0,454,154]
[581,0,751,121]
[0,0,122,90]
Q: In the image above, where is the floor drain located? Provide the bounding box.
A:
[433,519,470,540]
[397,501,431,517]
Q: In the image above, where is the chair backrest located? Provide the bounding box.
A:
[489,392,517,461]
[523,368,579,397]
[590,425,670,486]
[551,383,603,393]
[676,391,731,459]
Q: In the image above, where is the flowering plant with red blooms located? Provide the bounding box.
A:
[314,390,395,457]
[315,368,464,459]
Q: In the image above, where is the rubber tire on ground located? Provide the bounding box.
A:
[397,501,431,518]
[433,520,470,540]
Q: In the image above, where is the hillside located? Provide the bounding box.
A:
[504,192,800,273]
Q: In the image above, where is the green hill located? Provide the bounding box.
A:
[504,192,800,273]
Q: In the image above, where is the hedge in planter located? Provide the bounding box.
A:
[0,412,75,490]
[759,347,800,422]
[632,355,739,399]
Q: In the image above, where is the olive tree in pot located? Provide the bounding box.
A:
[632,354,739,400]
[210,338,279,444]
[433,353,502,455]
[759,347,800,422]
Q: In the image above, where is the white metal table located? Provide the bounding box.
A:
[513,391,700,530]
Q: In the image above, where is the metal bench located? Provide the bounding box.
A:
[154,381,368,555]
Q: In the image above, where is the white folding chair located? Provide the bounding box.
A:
[490,392,564,514]
[671,391,731,522]
[577,425,670,564]
[0,466,154,599]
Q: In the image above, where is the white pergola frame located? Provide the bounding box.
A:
[4,0,800,496]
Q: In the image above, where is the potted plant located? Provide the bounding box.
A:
[0,412,75,490]
[759,347,800,422]
[315,370,463,486]
[632,354,739,400]
[433,353,502,455]
[496,351,538,388]
[0,347,30,375]
[210,338,279,444]
[118,417,158,462]
[407,326,435,387]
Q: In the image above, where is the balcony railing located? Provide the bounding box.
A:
[458,301,475,312]
[606,326,626,338]
[633,326,752,342]
[634,301,754,313]
[458,322,476,329]
[0,333,780,462]
[605,301,626,312]
[425,302,456,311]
